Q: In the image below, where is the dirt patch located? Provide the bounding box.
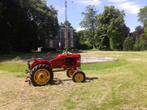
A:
[81,57,117,63]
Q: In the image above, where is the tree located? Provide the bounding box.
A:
[123,36,135,51]
[0,0,36,52]
[135,26,144,35]
[134,34,147,51]
[76,30,92,49]
[0,0,59,52]
[96,14,110,50]
[0,2,2,20]
[64,20,72,27]
[138,6,147,35]
[96,6,129,50]
[80,5,97,49]
[132,26,144,40]
[28,1,59,47]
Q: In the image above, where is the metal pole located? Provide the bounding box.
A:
[64,0,69,49]
[65,0,68,22]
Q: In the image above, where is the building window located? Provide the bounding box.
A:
[50,40,53,48]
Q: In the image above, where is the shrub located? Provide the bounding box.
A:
[123,36,135,51]
[134,34,147,51]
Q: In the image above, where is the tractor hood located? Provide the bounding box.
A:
[56,53,81,58]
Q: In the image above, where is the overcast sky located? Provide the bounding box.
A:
[47,0,147,32]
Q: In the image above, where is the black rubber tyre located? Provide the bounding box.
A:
[30,64,53,86]
[72,71,86,83]
[66,69,73,78]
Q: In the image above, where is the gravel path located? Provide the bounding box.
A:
[81,57,116,63]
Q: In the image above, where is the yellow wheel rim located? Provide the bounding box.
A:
[34,69,50,85]
[75,73,84,82]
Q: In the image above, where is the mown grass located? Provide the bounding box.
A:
[0,55,127,77]
[1,51,147,110]
[60,51,147,110]
[0,51,60,76]
[81,60,127,71]
[0,60,27,77]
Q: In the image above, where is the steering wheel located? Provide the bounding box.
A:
[62,50,72,54]
[46,53,52,59]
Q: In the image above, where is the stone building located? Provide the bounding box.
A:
[45,25,74,49]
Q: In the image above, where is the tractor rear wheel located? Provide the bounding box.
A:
[72,71,86,82]
[30,64,53,86]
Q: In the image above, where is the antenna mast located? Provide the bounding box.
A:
[64,0,69,48]
[65,0,68,22]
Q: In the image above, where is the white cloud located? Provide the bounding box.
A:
[76,27,85,32]
[58,7,65,16]
[107,0,128,3]
[53,5,65,16]
[118,2,141,14]
[74,0,101,6]
[107,0,141,14]
[130,27,135,32]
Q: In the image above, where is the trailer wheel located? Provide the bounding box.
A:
[72,71,86,82]
[30,64,53,86]
[66,69,75,78]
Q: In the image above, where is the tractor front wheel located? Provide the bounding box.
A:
[72,71,86,83]
[30,64,53,86]
[66,69,75,78]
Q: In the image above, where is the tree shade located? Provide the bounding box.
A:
[0,0,58,53]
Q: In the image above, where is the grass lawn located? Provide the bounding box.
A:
[0,50,147,110]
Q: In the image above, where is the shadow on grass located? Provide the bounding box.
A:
[25,76,99,86]
[0,51,57,62]
[49,77,99,85]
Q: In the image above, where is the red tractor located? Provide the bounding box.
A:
[26,51,86,86]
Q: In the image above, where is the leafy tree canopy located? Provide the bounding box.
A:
[0,0,58,52]
[80,5,97,49]
[138,6,147,25]
[138,6,147,35]
[96,6,129,50]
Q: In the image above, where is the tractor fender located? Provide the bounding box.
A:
[30,60,51,70]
